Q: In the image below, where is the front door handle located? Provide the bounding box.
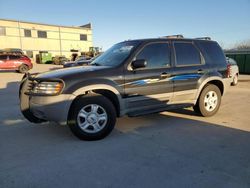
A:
[161,72,171,78]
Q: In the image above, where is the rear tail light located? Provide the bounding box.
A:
[226,64,231,78]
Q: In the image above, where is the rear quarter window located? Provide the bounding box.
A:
[197,41,226,65]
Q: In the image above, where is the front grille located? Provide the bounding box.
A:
[27,80,35,92]
[24,80,37,94]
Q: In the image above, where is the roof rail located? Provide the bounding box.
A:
[195,37,211,40]
[163,34,184,39]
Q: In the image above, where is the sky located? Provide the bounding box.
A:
[0,0,250,50]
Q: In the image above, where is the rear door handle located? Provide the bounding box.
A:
[161,72,171,78]
[197,69,204,74]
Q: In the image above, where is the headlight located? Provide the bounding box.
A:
[32,81,64,95]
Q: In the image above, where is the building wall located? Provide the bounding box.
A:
[0,19,93,62]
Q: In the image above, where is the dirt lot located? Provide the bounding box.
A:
[0,64,250,188]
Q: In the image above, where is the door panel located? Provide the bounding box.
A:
[124,69,173,96]
[124,68,174,110]
[171,65,208,103]
[171,41,207,103]
[0,55,8,69]
[124,42,174,111]
[8,55,21,68]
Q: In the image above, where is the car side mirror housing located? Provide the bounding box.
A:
[131,59,147,69]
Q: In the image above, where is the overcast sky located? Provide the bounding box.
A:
[0,0,250,49]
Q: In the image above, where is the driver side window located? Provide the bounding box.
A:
[136,42,171,69]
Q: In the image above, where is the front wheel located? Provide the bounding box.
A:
[68,94,116,140]
[194,84,221,117]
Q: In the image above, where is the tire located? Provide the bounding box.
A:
[68,94,116,140]
[18,64,29,73]
[194,84,221,117]
[193,104,201,114]
[231,74,238,86]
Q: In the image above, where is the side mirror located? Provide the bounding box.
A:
[131,59,147,69]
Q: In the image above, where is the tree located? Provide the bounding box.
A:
[235,40,250,50]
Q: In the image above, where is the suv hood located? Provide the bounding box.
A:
[36,65,109,79]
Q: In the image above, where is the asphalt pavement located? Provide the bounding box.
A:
[0,64,250,188]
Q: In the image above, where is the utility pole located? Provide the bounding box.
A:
[18,21,23,50]
[59,27,62,55]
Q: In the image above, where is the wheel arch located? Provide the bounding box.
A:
[18,63,29,68]
[68,84,123,118]
[18,63,30,72]
[206,80,224,95]
[93,89,120,117]
[195,77,225,102]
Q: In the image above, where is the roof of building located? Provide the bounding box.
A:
[224,49,250,54]
[0,18,92,30]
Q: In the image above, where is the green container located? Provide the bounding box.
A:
[244,54,250,74]
[235,54,245,73]
[225,51,250,74]
[40,53,52,64]
[227,54,235,59]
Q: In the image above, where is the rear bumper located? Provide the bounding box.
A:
[222,78,232,94]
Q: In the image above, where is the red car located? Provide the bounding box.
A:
[0,54,33,73]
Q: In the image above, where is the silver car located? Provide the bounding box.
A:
[227,57,239,86]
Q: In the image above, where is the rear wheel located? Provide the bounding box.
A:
[68,94,116,140]
[18,64,29,73]
[193,104,201,114]
[193,84,221,117]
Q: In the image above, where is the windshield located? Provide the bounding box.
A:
[90,41,140,67]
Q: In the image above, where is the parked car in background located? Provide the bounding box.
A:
[0,54,32,73]
[76,55,91,60]
[226,57,239,86]
[52,56,69,65]
[63,56,97,68]
[0,48,24,56]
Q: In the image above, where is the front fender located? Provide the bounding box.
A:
[66,82,125,116]
[72,84,122,99]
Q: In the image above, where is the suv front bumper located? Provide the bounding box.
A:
[29,94,74,125]
[19,73,75,125]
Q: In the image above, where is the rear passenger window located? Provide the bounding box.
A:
[174,42,201,66]
[136,43,171,69]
